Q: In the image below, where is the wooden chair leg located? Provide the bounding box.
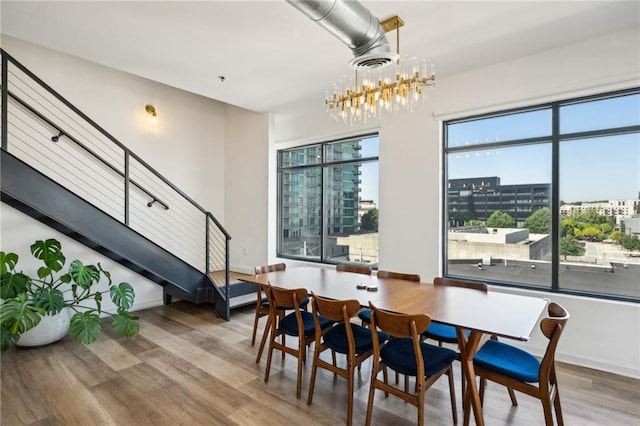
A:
[554,387,565,426]
[447,367,458,425]
[508,387,518,406]
[541,396,554,426]
[251,311,261,345]
[417,380,425,426]
[296,340,304,399]
[365,372,377,426]
[307,353,319,405]
[347,366,355,426]
[255,315,271,363]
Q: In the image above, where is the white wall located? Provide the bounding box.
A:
[271,28,640,378]
[224,105,269,274]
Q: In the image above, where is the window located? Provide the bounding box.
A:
[444,89,640,302]
[278,134,379,266]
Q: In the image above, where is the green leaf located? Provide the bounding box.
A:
[0,329,20,352]
[32,287,65,315]
[37,266,51,279]
[112,311,139,337]
[69,311,102,344]
[0,272,30,299]
[0,252,19,274]
[60,273,72,284]
[110,282,135,310]
[0,294,45,334]
[69,260,100,289]
[30,239,65,272]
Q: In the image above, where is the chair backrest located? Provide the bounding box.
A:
[433,276,487,292]
[336,264,372,275]
[267,285,307,310]
[311,293,361,323]
[539,302,570,378]
[377,270,420,282]
[368,302,431,339]
[255,263,286,275]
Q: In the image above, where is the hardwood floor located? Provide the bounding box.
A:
[1,301,638,425]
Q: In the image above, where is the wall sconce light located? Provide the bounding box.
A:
[145,104,158,124]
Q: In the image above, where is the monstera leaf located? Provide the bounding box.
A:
[0,330,20,352]
[30,239,65,275]
[69,311,102,344]
[112,309,140,337]
[110,282,135,310]
[0,272,30,300]
[69,260,100,289]
[0,294,45,335]
[0,252,19,274]
[32,287,65,315]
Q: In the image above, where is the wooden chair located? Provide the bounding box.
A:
[472,302,570,426]
[307,293,389,425]
[365,303,458,426]
[335,264,372,275]
[421,277,517,405]
[263,285,332,399]
[358,270,420,326]
[252,263,285,363]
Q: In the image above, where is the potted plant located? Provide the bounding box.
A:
[0,238,139,351]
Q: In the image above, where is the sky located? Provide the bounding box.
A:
[446,93,640,203]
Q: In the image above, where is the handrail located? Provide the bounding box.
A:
[7,89,170,211]
[0,48,228,233]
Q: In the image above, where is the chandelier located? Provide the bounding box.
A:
[325,16,435,124]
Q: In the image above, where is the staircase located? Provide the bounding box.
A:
[0,49,232,320]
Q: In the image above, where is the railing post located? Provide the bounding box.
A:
[2,51,8,150]
[124,151,130,225]
[205,214,210,275]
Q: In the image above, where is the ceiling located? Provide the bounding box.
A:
[1,1,638,113]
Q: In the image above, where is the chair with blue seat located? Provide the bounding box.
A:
[307,293,389,426]
[252,263,309,364]
[365,303,458,426]
[421,276,517,405]
[263,284,332,399]
[472,302,569,426]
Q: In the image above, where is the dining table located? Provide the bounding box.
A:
[239,266,549,426]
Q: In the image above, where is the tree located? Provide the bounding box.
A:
[581,226,604,241]
[560,235,585,259]
[523,207,551,234]
[360,208,378,232]
[486,210,514,228]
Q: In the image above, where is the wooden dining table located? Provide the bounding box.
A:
[239,266,548,426]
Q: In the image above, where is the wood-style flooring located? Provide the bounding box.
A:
[1,301,638,425]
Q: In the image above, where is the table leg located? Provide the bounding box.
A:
[456,328,484,426]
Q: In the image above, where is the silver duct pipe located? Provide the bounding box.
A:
[286,0,397,69]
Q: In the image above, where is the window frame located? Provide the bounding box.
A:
[277,133,379,266]
[442,87,640,303]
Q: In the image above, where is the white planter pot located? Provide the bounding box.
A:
[17,308,71,347]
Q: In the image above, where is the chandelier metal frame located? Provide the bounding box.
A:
[325,16,436,124]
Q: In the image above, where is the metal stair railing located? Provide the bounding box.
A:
[0,49,231,316]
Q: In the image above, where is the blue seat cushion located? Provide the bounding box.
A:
[422,323,470,344]
[381,338,457,377]
[279,311,331,337]
[323,323,389,354]
[263,297,310,310]
[473,339,540,383]
[357,309,371,323]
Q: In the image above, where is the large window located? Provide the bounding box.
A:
[444,89,640,301]
[278,135,379,266]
